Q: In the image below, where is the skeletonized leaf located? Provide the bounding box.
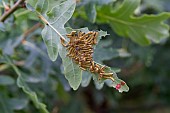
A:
[97,0,170,45]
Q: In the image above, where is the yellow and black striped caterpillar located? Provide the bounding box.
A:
[60,31,115,82]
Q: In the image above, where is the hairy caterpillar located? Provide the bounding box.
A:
[60,31,115,82]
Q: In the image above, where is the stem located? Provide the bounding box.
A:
[38,14,68,42]
[23,23,43,39]
[0,0,25,22]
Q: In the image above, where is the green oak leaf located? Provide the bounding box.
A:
[35,0,49,15]
[81,71,92,87]
[59,27,107,90]
[64,27,128,92]
[83,0,117,23]
[92,72,104,90]
[85,3,96,23]
[95,63,129,93]
[94,46,131,64]
[26,0,38,7]
[59,45,82,90]
[97,0,170,45]
[36,0,76,61]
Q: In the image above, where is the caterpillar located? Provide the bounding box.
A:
[60,31,115,82]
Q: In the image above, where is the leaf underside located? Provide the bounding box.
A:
[64,27,129,92]
[40,0,76,61]
[28,0,129,92]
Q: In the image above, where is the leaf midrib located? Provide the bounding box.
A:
[70,59,76,85]
[50,2,74,24]
[97,12,168,37]
[97,12,147,28]
[65,54,77,86]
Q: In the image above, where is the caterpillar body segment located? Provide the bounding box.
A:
[60,31,115,82]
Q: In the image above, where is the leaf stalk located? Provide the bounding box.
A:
[38,14,68,42]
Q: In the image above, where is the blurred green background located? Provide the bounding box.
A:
[0,0,170,113]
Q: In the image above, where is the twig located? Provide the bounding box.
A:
[0,0,25,22]
[38,14,68,42]
[23,23,43,39]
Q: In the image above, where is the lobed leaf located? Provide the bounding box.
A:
[35,0,49,15]
[97,0,170,45]
[60,27,107,90]
[64,27,128,92]
[83,0,116,23]
[42,26,59,61]
[26,0,76,61]
[95,63,129,93]
[40,0,76,61]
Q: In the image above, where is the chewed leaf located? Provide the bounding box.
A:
[105,78,129,93]
[96,30,108,44]
[92,73,104,90]
[95,63,129,92]
[63,27,129,92]
[66,27,108,45]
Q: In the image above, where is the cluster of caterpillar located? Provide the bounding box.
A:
[60,31,115,82]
